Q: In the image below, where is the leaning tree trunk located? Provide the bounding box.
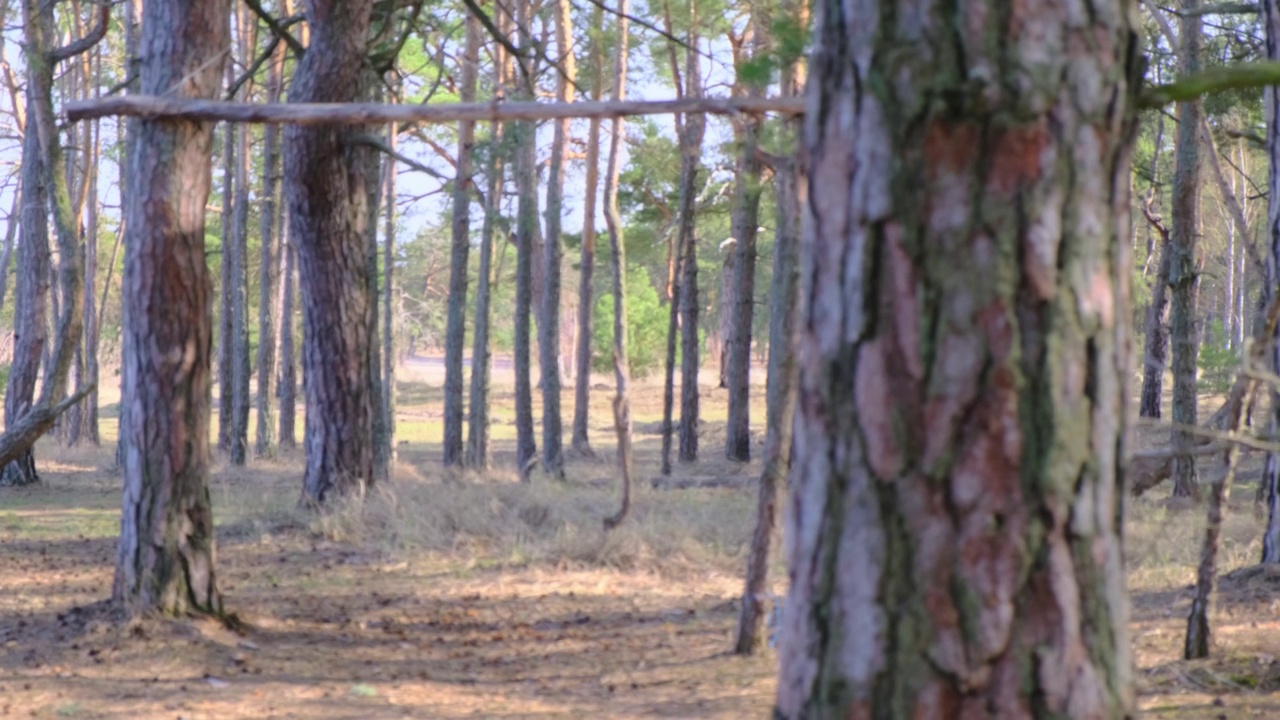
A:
[1170,0,1203,501]
[113,0,229,618]
[570,0,603,456]
[774,0,1138,714]
[735,2,804,653]
[1,117,51,488]
[539,0,575,481]
[284,0,378,504]
[512,0,538,482]
[442,14,479,468]
[255,32,284,458]
[603,0,633,530]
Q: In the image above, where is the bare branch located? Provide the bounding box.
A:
[49,1,112,63]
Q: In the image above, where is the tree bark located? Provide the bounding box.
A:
[571,0,604,457]
[1140,222,1171,418]
[603,0,632,530]
[255,22,284,458]
[382,106,397,467]
[278,210,297,449]
[80,49,102,447]
[113,0,229,618]
[774,0,1137,714]
[217,117,235,454]
[443,14,480,468]
[1170,0,1204,501]
[540,0,575,481]
[284,0,378,504]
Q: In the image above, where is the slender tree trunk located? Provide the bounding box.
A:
[443,14,480,468]
[255,27,284,458]
[512,0,538,481]
[77,106,100,446]
[115,0,141,471]
[774,0,1137,713]
[1260,0,1280,565]
[228,7,255,467]
[717,248,734,389]
[285,0,378,504]
[540,0,575,480]
[382,110,397,466]
[0,188,21,315]
[1141,228,1172,418]
[735,3,805,653]
[217,117,234,453]
[1170,0,1203,501]
[725,22,766,463]
[603,0,632,529]
[278,210,297,449]
[571,0,604,456]
[113,0,228,618]
[678,37,704,465]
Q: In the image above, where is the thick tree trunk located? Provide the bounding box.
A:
[774,0,1137,714]
[255,32,284,458]
[540,0,575,480]
[735,7,804,654]
[284,0,378,504]
[443,15,479,468]
[570,1,603,456]
[1,123,51,487]
[1170,0,1203,501]
[113,0,228,618]
[512,0,538,481]
[603,0,633,530]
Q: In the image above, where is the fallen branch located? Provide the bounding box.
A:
[0,384,95,470]
[65,95,807,126]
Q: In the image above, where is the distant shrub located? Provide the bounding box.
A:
[592,267,669,378]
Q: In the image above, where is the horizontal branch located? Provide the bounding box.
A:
[65,95,806,125]
[1142,61,1280,108]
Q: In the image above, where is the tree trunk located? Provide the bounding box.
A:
[217,117,235,454]
[0,188,21,316]
[113,0,228,618]
[228,7,255,467]
[255,27,284,458]
[443,14,479,468]
[278,210,297,449]
[603,0,632,530]
[512,0,538,481]
[115,0,142,471]
[1141,229,1171,418]
[1170,0,1203,501]
[724,22,766,464]
[284,0,378,504]
[80,46,102,447]
[540,0,575,481]
[382,109,397,467]
[1261,0,1280,565]
[678,37,704,465]
[571,0,604,457]
[1,117,51,487]
[717,248,734,389]
[735,1,804,653]
[467,20,511,471]
[774,0,1137,714]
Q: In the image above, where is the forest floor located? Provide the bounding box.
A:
[1,368,1280,717]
